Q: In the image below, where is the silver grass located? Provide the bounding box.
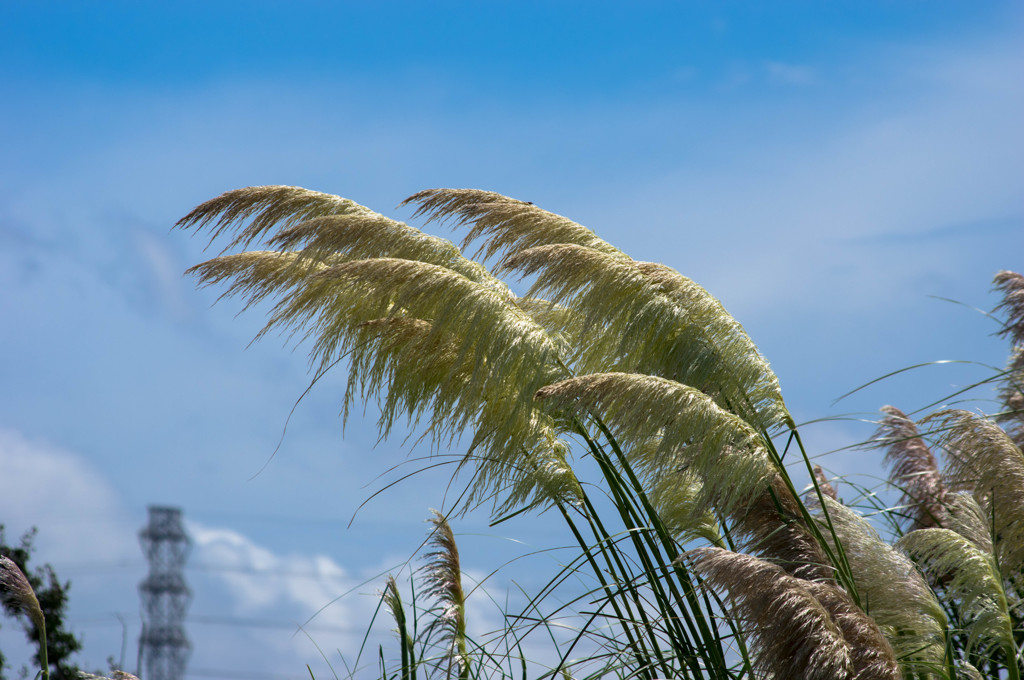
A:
[535,372,773,519]
[800,581,901,680]
[187,250,338,311]
[403,189,789,433]
[535,372,832,578]
[648,467,723,545]
[813,497,948,674]
[994,270,1024,347]
[401,188,626,263]
[272,256,564,406]
[995,271,1024,446]
[200,253,567,453]
[177,185,376,251]
[504,243,789,432]
[183,187,510,295]
[423,510,470,679]
[688,547,860,680]
[899,505,1016,656]
[343,316,581,514]
[479,428,583,515]
[925,409,1024,575]
[632,260,789,430]
[875,406,947,530]
[943,492,994,554]
[269,259,571,460]
[730,473,835,582]
[267,213,509,295]
[510,296,621,365]
[0,555,44,632]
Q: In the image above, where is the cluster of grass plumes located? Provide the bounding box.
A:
[182,186,1023,679]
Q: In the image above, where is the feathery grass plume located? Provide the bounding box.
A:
[182,187,510,295]
[536,371,834,583]
[875,406,948,530]
[504,243,789,432]
[631,260,789,430]
[535,372,774,519]
[0,555,48,679]
[537,372,836,584]
[994,271,1024,347]
[403,189,790,433]
[345,315,580,514]
[729,473,835,581]
[482,430,584,515]
[899,494,1017,664]
[812,496,949,674]
[422,510,470,680]
[510,296,620,366]
[648,467,723,545]
[177,185,377,251]
[687,547,857,680]
[800,581,900,680]
[278,260,579,501]
[401,188,627,263]
[944,491,997,555]
[271,256,566,418]
[924,409,1024,576]
[266,213,510,295]
[187,250,339,312]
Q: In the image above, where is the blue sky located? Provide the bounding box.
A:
[1,3,1022,678]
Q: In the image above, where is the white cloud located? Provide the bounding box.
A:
[189,522,354,625]
[185,521,381,675]
[0,428,133,560]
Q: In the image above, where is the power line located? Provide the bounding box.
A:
[71,613,356,634]
[187,668,309,680]
[186,563,350,580]
[57,560,351,580]
[188,615,356,634]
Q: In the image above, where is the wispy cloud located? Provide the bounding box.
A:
[764,61,819,86]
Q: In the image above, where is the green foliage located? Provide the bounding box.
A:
[183,186,1023,679]
[0,527,82,680]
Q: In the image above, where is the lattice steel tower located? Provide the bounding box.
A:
[138,506,192,680]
